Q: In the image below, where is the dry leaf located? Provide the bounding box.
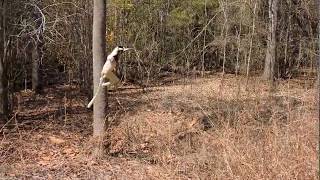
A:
[49,136,65,144]
[42,156,52,161]
[63,148,73,154]
[188,118,198,128]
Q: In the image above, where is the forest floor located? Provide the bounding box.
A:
[0,74,318,179]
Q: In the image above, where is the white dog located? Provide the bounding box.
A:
[87,46,131,108]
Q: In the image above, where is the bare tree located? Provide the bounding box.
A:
[31,5,45,94]
[92,0,107,157]
[262,0,279,81]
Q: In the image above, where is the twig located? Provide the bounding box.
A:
[25,2,46,37]
[0,112,19,133]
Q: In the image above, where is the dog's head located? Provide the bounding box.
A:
[117,46,132,52]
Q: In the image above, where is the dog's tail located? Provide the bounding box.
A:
[87,78,103,108]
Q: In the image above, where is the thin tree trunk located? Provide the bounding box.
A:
[220,0,228,74]
[283,2,290,78]
[0,0,8,120]
[31,6,44,94]
[316,2,320,93]
[32,43,43,93]
[317,0,320,115]
[201,0,207,77]
[262,0,279,81]
[235,0,243,96]
[0,55,8,120]
[245,0,257,88]
[92,0,107,158]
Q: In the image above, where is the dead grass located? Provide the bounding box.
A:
[0,75,318,179]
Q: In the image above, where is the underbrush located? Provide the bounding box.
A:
[0,76,318,179]
[108,76,318,179]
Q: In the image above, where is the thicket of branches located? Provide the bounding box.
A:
[0,0,318,118]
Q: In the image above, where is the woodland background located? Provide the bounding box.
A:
[0,0,318,179]
[0,0,318,113]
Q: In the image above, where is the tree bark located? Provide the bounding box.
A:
[31,43,43,94]
[31,7,44,94]
[0,0,8,120]
[262,0,279,81]
[92,0,107,157]
[317,0,320,118]
[0,55,8,120]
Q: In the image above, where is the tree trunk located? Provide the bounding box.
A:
[262,0,279,81]
[0,57,8,120]
[92,0,107,157]
[0,0,8,120]
[32,43,43,93]
[31,5,44,94]
[317,0,320,116]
